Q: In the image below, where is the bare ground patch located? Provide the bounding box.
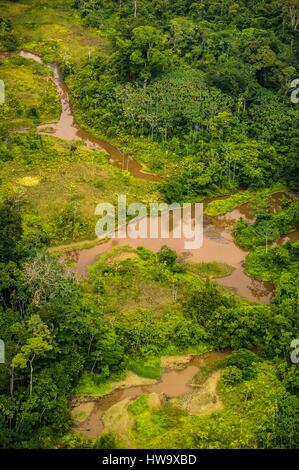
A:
[161,355,194,370]
[71,402,95,424]
[176,370,224,415]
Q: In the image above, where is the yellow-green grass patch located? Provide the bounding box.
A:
[0,56,60,128]
[0,136,159,243]
[1,0,111,64]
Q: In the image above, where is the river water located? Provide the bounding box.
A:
[0,50,159,181]
[5,50,298,303]
[63,202,273,302]
[73,351,229,437]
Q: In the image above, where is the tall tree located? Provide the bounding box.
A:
[11,315,53,396]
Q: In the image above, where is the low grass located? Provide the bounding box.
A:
[0,55,60,129]
[186,261,234,279]
[0,134,159,244]
[205,185,287,217]
[74,371,124,398]
[127,357,161,380]
[1,0,111,63]
[128,395,150,416]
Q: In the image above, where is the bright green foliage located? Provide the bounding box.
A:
[234,200,299,249]
[0,0,298,451]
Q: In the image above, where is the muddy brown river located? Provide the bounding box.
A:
[3,50,298,303]
[64,202,273,303]
[73,351,229,437]
[0,50,159,181]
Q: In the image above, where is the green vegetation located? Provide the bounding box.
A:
[234,199,299,249]
[128,360,299,449]
[0,133,157,245]
[245,242,299,291]
[205,187,286,217]
[0,56,60,129]
[0,0,110,63]
[67,0,299,197]
[0,0,298,451]
[127,357,161,380]
[128,395,150,417]
[193,358,228,386]
[74,371,122,397]
[186,261,234,279]
[1,204,298,447]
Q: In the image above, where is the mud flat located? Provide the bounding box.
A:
[72,351,229,438]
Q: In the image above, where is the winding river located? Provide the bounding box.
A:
[73,351,229,438]
[0,50,159,181]
[1,49,290,303]
[63,201,273,302]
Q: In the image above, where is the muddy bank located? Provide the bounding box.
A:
[0,50,159,181]
[1,49,284,302]
[62,192,299,303]
[63,205,273,303]
[72,351,229,438]
[177,369,224,415]
[278,227,299,245]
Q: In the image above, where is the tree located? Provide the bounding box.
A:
[256,221,280,253]
[22,253,65,305]
[282,0,299,31]
[0,199,23,263]
[157,246,177,267]
[133,0,137,18]
[52,203,86,242]
[11,315,53,396]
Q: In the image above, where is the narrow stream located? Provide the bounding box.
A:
[0,50,159,181]
[73,351,229,438]
[63,201,273,303]
[38,62,160,181]
[4,50,298,303]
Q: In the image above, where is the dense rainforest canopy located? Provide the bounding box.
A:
[0,0,298,449]
[69,0,299,198]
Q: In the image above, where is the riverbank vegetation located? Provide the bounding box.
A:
[0,55,60,129]
[0,0,298,450]
[0,203,298,447]
[0,131,157,245]
[234,199,299,249]
[123,359,298,449]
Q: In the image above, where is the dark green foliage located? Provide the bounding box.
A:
[94,432,119,449]
[226,349,259,380]
[0,199,23,263]
[1,0,299,450]
[70,0,299,194]
[184,280,236,326]
[0,16,18,50]
[234,201,299,249]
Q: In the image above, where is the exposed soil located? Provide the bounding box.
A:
[176,370,224,415]
[72,351,229,438]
